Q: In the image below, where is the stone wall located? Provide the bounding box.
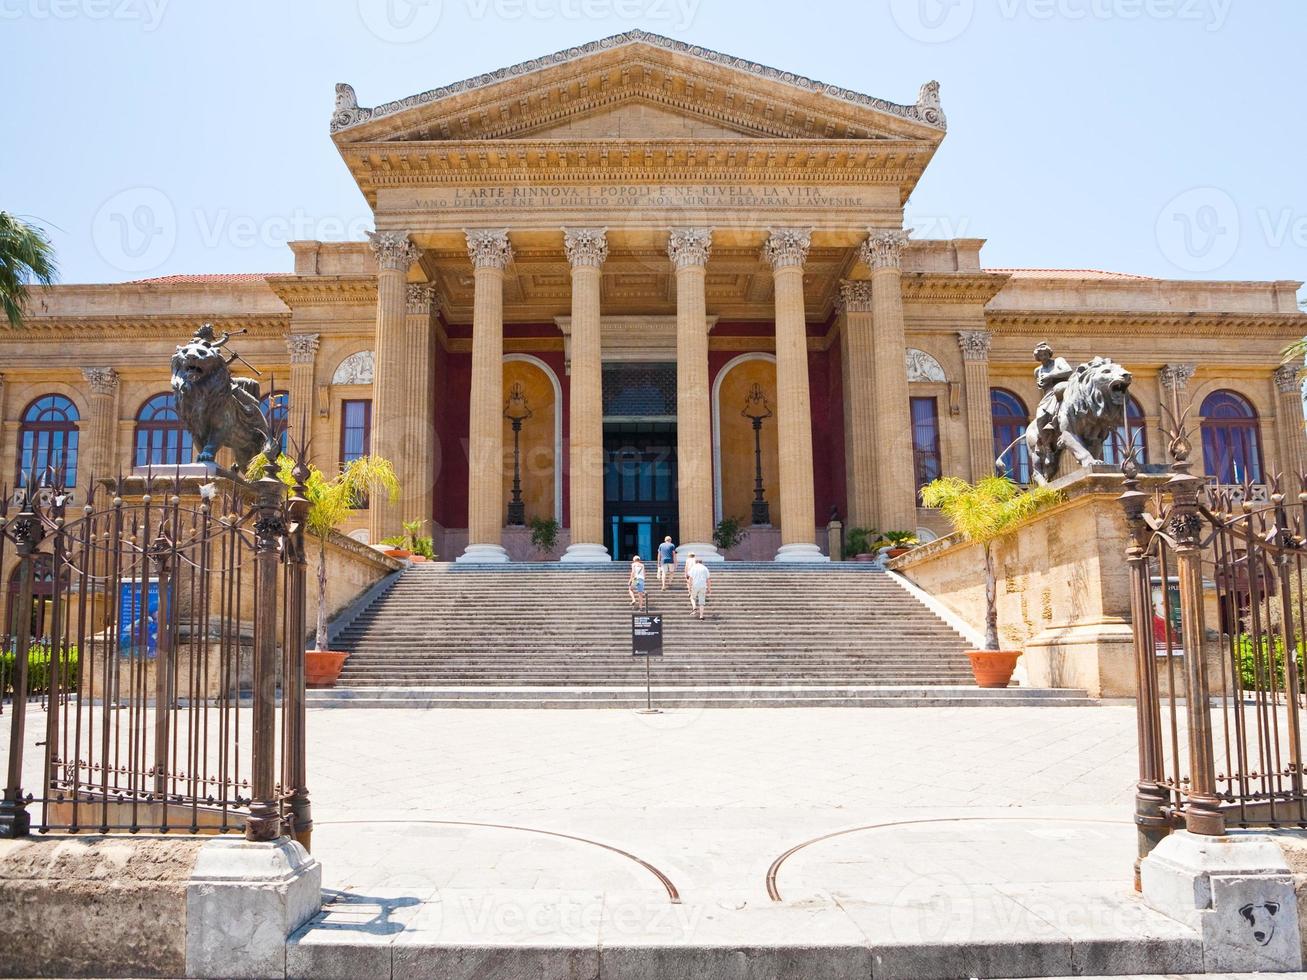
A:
[889,471,1156,697]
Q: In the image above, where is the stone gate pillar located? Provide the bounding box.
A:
[366,231,420,543]
[669,228,720,560]
[762,229,825,562]
[458,229,513,563]
[561,228,611,563]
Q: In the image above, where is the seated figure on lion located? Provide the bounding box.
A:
[169,323,274,472]
[1020,344,1134,486]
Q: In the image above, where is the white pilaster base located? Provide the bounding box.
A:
[455,543,511,564]
[1141,830,1302,972]
[774,542,830,563]
[677,543,723,562]
[560,542,612,563]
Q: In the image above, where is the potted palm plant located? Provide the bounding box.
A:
[880,530,919,559]
[919,475,1059,688]
[260,454,399,687]
[844,527,879,562]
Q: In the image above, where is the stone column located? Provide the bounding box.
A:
[285,333,319,450]
[1159,363,1197,469]
[366,231,420,543]
[761,230,825,562]
[561,228,612,563]
[958,331,994,481]
[862,230,916,533]
[403,284,437,532]
[81,367,120,485]
[1274,363,1307,481]
[457,229,513,563]
[669,228,721,561]
[838,280,878,529]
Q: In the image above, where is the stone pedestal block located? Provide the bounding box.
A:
[186,836,323,979]
[1141,830,1303,972]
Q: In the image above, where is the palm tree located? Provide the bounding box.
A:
[0,212,58,327]
[919,475,1060,650]
[261,454,399,651]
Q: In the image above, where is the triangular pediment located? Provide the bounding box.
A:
[512,97,771,141]
[331,32,946,145]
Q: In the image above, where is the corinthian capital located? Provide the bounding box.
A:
[836,280,874,314]
[406,284,437,315]
[367,231,420,272]
[562,228,609,269]
[861,229,911,270]
[1275,362,1302,393]
[1159,363,1197,392]
[667,228,712,269]
[286,333,320,364]
[761,229,811,271]
[82,367,119,395]
[956,331,991,362]
[465,229,514,270]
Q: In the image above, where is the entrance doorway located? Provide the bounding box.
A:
[604,422,677,560]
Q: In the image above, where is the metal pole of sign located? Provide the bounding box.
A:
[633,613,662,715]
[638,655,661,714]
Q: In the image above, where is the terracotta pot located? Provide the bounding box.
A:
[305,650,349,688]
[409,555,428,563]
[966,650,1021,689]
[853,553,875,562]
[383,548,411,559]
[887,547,913,558]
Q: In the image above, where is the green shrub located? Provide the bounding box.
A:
[529,517,560,554]
[845,526,878,556]
[1,644,80,697]
[713,516,748,552]
[1233,635,1307,694]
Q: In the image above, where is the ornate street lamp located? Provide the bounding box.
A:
[741,382,773,526]
[504,381,533,526]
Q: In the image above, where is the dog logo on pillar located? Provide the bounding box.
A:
[1239,902,1280,946]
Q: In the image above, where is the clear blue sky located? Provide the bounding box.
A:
[3,0,1303,289]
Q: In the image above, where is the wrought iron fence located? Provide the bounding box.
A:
[0,456,311,846]
[1123,427,1307,875]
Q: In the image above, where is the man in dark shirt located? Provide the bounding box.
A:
[656,536,677,591]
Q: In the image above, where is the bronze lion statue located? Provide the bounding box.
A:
[1025,355,1133,485]
[169,327,273,471]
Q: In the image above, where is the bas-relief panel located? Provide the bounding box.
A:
[332,350,375,385]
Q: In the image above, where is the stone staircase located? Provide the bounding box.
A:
[308,562,1094,708]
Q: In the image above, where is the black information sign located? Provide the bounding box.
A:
[632,614,663,656]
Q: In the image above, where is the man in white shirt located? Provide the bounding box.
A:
[688,560,711,620]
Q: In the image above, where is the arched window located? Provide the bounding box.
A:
[134,393,192,468]
[991,389,1031,484]
[1103,395,1148,467]
[262,390,290,456]
[1201,390,1263,484]
[18,395,79,487]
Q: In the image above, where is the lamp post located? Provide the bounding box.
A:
[742,382,773,526]
[504,381,533,526]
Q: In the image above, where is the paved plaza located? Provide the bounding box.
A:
[2,701,1290,975]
